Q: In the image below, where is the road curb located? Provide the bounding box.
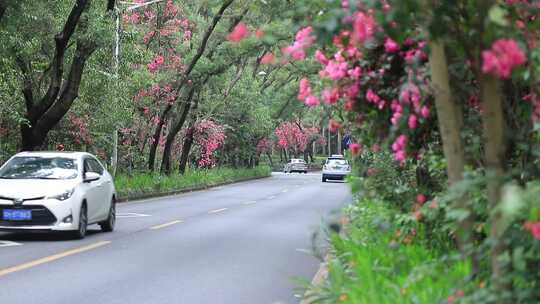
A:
[117,174,271,203]
[300,215,349,304]
[300,254,330,304]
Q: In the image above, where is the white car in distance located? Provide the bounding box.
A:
[0,152,117,239]
[322,155,351,182]
[283,158,308,174]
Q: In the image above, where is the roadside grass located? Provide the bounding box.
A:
[114,166,271,199]
[304,199,471,304]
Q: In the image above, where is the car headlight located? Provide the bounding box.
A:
[47,189,75,201]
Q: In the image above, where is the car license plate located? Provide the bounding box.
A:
[3,209,32,221]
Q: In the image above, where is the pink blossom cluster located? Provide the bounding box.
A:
[68,114,93,145]
[365,88,385,109]
[297,78,320,106]
[482,38,526,78]
[274,122,308,154]
[194,119,226,168]
[282,26,315,61]
[391,134,408,165]
[256,138,273,154]
[525,221,540,240]
[228,22,250,43]
[147,55,165,73]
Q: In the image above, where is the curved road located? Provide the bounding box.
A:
[0,172,350,304]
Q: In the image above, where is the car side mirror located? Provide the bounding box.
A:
[84,172,100,183]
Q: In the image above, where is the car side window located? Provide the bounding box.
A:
[83,159,93,174]
[89,159,104,175]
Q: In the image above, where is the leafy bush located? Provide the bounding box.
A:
[305,199,471,304]
[114,166,271,198]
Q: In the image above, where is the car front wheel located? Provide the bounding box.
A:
[100,198,116,232]
[72,203,88,239]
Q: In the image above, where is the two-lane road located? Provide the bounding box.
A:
[0,172,351,304]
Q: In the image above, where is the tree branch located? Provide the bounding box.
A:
[32,0,89,122]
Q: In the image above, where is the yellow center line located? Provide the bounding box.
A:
[208,208,228,214]
[150,220,183,230]
[0,240,111,278]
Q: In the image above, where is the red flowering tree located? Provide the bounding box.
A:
[192,119,226,168]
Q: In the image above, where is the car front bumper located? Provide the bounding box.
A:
[0,199,78,231]
[322,171,350,180]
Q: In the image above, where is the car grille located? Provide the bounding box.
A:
[0,205,57,226]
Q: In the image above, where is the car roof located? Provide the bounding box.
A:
[290,158,305,162]
[329,154,344,158]
[14,151,95,160]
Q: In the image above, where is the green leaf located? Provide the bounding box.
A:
[488,5,508,27]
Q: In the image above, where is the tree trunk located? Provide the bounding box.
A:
[178,93,200,174]
[161,87,196,174]
[428,40,475,269]
[479,73,509,299]
[17,0,93,151]
[148,104,172,171]
[178,127,194,175]
[266,151,273,167]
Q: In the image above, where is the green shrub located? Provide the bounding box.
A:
[114,166,271,198]
[305,199,471,304]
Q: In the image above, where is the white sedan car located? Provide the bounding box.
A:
[0,152,116,239]
[322,155,351,182]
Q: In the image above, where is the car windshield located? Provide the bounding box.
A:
[327,159,348,166]
[0,156,78,180]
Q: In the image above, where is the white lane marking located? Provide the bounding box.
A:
[282,189,288,193]
[150,220,183,230]
[267,195,276,200]
[243,201,257,205]
[208,208,228,214]
[0,241,23,248]
[210,187,224,191]
[116,213,151,218]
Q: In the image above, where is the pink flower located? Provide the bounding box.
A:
[328,119,341,133]
[283,45,305,61]
[482,38,526,78]
[320,60,348,80]
[366,88,380,103]
[314,50,329,65]
[344,99,355,111]
[305,95,320,107]
[348,66,362,78]
[227,22,250,42]
[408,114,417,129]
[282,27,315,61]
[384,37,399,53]
[322,88,339,105]
[298,78,311,101]
[260,53,275,65]
[352,12,375,44]
[371,144,380,153]
[525,221,540,240]
[350,143,361,155]
[420,105,430,118]
[416,193,426,204]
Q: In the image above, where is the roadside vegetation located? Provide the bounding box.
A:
[284,1,540,303]
[115,166,271,199]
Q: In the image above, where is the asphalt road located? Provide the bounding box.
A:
[0,172,351,304]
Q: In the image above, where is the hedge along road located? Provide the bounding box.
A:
[0,172,351,304]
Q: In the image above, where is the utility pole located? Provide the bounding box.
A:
[110,0,166,175]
